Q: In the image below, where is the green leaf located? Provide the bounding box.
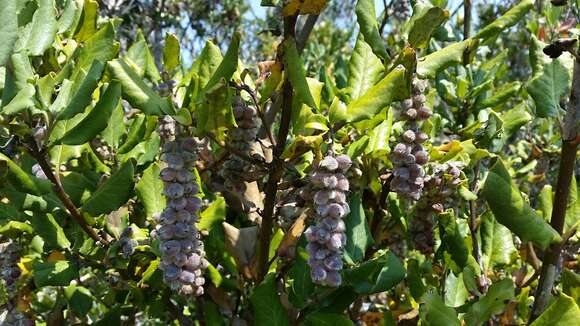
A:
[355,0,388,62]
[1,83,36,115]
[344,65,406,123]
[464,278,515,326]
[250,273,290,326]
[76,21,119,71]
[205,32,240,91]
[438,211,468,271]
[527,36,573,118]
[82,160,134,216]
[531,293,580,326]
[482,159,561,249]
[0,0,18,66]
[198,197,226,232]
[565,176,579,234]
[0,221,33,236]
[344,251,405,294]
[33,260,79,287]
[74,0,98,41]
[444,272,468,308]
[57,0,83,35]
[480,211,516,270]
[479,81,521,109]
[283,38,317,109]
[163,33,180,72]
[196,82,236,135]
[61,172,96,205]
[474,0,534,42]
[0,153,52,195]
[58,81,121,145]
[22,0,57,56]
[407,4,449,49]
[417,39,478,79]
[100,102,125,148]
[292,77,327,134]
[366,115,393,156]
[562,269,580,303]
[305,313,354,326]
[65,285,94,316]
[502,102,532,138]
[30,212,71,249]
[117,114,147,154]
[287,248,314,309]
[347,35,384,102]
[135,163,165,220]
[125,30,160,81]
[108,58,168,116]
[57,60,105,120]
[344,193,373,264]
[420,292,460,326]
[190,40,222,88]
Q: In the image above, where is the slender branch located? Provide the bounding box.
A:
[256,14,299,283]
[468,161,487,291]
[464,0,472,40]
[530,54,580,321]
[24,137,107,246]
[297,15,319,54]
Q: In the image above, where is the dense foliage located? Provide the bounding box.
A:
[0,0,579,325]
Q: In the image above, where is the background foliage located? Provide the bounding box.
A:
[0,0,579,325]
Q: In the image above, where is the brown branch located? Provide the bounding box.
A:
[256,14,299,283]
[530,54,580,321]
[297,14,319,54]
[24,137,107,246]
[468,161,487,291]
[464,0,472,40]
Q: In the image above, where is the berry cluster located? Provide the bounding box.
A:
[411,162,464,254]
[118,226,138,259]
[91,138,113,161]
[156,138,208,295]
[0,238,32,326]
[304,155,352,287]
[0,238,21,295]
[390,77,432,201]
[158,115,177,142]
[220,96,262,191]
[31,164,47,180]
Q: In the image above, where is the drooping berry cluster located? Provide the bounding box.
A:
[304,155,352,287]
[392,0,411,20]
[390,77,432,201]
[31,164,47,180]
[411,162,464,254]
[219,96,262,191]
[118,226,138,259]
[91,138,113,161]
[0,238,32,326]
[156,138,207,295]
[0,238,21,296]
[158,115,177,142]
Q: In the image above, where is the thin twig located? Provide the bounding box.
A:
[469,161,487,291]
[24,137,107,246]
[297,15,319,54]
[256,14,299,283]
[530,51,580,321]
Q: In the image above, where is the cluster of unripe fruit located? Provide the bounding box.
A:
[155,137,208,296]
[411,162,464,254]
[390,77,432,201]
[219,96,262,191]
[303,155,352,287]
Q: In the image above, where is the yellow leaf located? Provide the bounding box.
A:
[282,0,328,16]
[47,250,66,262]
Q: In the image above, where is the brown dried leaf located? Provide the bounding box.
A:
[277,213,307,258]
